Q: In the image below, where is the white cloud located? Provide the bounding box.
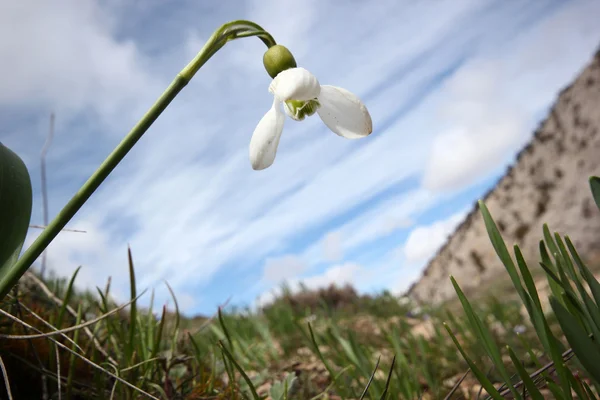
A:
[390,263,427,296]
[255,262,363,308]
[340,188,440,250]
[403,210,468,264]
[322,231,343,262]
[262,255,307,283]
[299,263,362,290]
[423,114,525,191]
[381,217,414,235]
[4,0,600,315]
[24,217,129,303]
[0,0,157,119]
[422,0,600,192]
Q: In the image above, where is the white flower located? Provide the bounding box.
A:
[513,324,526,334]
[249,67,373,170]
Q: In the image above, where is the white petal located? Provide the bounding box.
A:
[316,85,372,139]
[269,67,321,102]
[249,98,285,170]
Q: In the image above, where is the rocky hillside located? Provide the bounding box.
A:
[408,48,600,304]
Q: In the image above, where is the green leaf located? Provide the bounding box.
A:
[359,356,381,400]
[443,323,504,400]
[270,373,297,400]
[379,356,396,400]
[450,276,520,398]
[543,224,559,261]
[127,246,138,365]
[66,304,83,400]
[514,246,542,312]
[56,266,81,328]
[589,176,600,212]
[218,340,261,400]
[566,236,600,307]
[0,142,33,275]
[550,296,600,384]
[506,345,545,400]
[307,322,348,397]
[478,200,525,298]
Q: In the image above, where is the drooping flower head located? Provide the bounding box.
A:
[249,45,373,170]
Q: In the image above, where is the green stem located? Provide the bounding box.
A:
[0,20,275,300]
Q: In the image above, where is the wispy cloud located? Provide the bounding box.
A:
[3,0,600,315]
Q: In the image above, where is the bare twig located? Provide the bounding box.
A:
[28,225,87,234]
[24,272,116,364]
[497,346,577,397]
[191,295,232,335]
[3,311,160,399]
[0,289,147,340]
[443,368,470,400]
[55,346,61,400]
[0,355,13,400]
[10,286,49,399]
[40,113,55,279]
[10,299,84,354]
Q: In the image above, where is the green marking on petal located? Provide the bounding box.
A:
[284,99,321,121]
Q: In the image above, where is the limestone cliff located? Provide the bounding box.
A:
[408,48,600,304]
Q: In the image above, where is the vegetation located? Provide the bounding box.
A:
[0,177,598,399]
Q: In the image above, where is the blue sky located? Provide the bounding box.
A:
[2,0,600,316]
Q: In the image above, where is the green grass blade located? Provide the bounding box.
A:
[379,355,395,400]
[582,380,596,399]
[218,308,234,352]
[359,355,380,400]
[450,276,520,398]
[127,246,138,365]
[65,304,83,400]
[54,266,81,332]
[567,372,588,400]
[307,322,347,397]
[151,305,166,359]
[506,345,544,400]
[443,323,504,400]
[218,340,261,400]
[164,280,180,332]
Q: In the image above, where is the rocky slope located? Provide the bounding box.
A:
[408,48,600,304]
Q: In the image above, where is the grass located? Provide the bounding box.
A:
[0,177,599,399]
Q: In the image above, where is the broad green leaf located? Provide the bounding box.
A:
[270,373,297,400]
[566,236,600,307]
[0,142,33,274]
[590,176,600,211]
[514,246,542,312]
[550,297,600,384]
[478,200,525,298]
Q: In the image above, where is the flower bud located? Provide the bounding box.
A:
[263,45,297,78]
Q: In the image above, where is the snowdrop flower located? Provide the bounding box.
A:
[249,48,373,170]
[513,324,526,334]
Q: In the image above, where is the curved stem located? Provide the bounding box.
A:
[0,20,274,300]
[181,20,276,80]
